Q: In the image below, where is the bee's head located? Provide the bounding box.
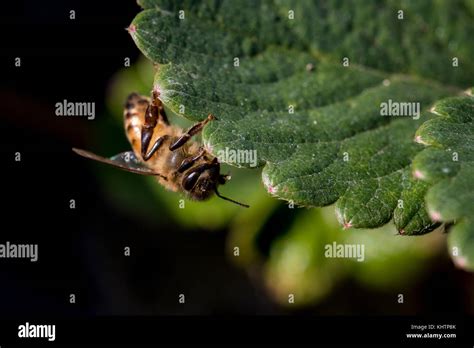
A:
[191,172,218,201]
[182,163,219,201]
[182,161,248,207]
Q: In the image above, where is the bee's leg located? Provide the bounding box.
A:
[141,106,159,159]
[169,114,215,151]
[152,90,169,125]
[143,135,169,161]
[141,91,170,160]
[177,148,206,173]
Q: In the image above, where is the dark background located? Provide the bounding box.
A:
[0,0,277,317]
[0,0,472,323]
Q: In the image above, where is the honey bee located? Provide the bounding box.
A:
[73,90,249,207]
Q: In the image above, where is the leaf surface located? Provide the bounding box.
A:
[413,93,474,269]
[130,0,473,233]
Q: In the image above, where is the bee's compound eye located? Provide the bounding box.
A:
[182,171,201,191]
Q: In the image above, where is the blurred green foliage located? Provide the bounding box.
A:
[88,57,445,308]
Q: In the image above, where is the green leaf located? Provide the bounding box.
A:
[129,0,472,234]
[413,93,474,270]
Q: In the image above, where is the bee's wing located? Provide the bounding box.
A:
[72,148,166,179]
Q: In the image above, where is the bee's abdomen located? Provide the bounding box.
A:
[123,93,149,155]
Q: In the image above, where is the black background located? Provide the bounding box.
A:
[1,0,274,318]
[1,0,473,345]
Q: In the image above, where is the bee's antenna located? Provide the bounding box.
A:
[214,188,249,208]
